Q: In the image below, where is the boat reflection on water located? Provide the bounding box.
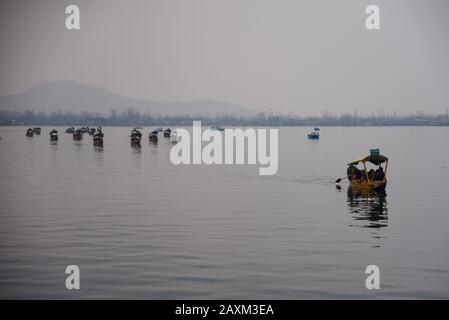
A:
[346,186,388,229]
[94,144,104,153]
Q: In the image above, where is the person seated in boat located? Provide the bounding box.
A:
[347,165,355,181]
[347,165,363,181]
[357,169,363,180]
[368,169,375,181]
[374,167,384,181]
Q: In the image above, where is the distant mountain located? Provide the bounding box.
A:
[0,81,255,117]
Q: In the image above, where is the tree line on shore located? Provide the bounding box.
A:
[0,109,448,126]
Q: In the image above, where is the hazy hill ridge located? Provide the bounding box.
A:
[0,81,255,117]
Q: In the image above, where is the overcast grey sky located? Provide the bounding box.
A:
[0,0,448,115]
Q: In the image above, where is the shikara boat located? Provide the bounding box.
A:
[169,129,178,143]
[73,129,83,140]
[131,128,142,145]
[346,149,388,191]
[49,129,58,141]
[93,127,104,146]
[26,128,34,137]
[149,130,158,142]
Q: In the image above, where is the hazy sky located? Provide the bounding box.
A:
[0,0,448,115]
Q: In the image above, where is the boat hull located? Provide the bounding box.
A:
[131,136,141,145]
[349,180,387,191]
[149,135,158,142]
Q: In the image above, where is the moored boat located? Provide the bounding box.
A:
[149,130,158,142]
[93,127,104,146]
[131,128,142,145]
[169,129,178,143]
[73,129,83,140]
[49,129,58,141]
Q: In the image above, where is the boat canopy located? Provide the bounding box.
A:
[348,155,388,166]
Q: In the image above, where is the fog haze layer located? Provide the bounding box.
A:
[0,0,448,115]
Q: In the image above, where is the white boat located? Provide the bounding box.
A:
[210,126,225,131]
[169,130,178,143]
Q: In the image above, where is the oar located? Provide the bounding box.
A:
[335,176,347,183]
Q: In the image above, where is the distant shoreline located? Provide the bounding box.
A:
[1,123,448,127]
[1,111,449,127]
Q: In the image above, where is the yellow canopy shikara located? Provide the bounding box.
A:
[347,154,389,191]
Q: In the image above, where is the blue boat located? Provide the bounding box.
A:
[308,128,320,139]
[308,132,319,139]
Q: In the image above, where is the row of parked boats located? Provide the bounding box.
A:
[25,126,177,146]
[131,127,178,145]
[26,126,105,145]
[25,127,41,136]
[65,126,98,135]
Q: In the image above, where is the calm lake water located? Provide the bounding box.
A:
[0,126,448,299]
